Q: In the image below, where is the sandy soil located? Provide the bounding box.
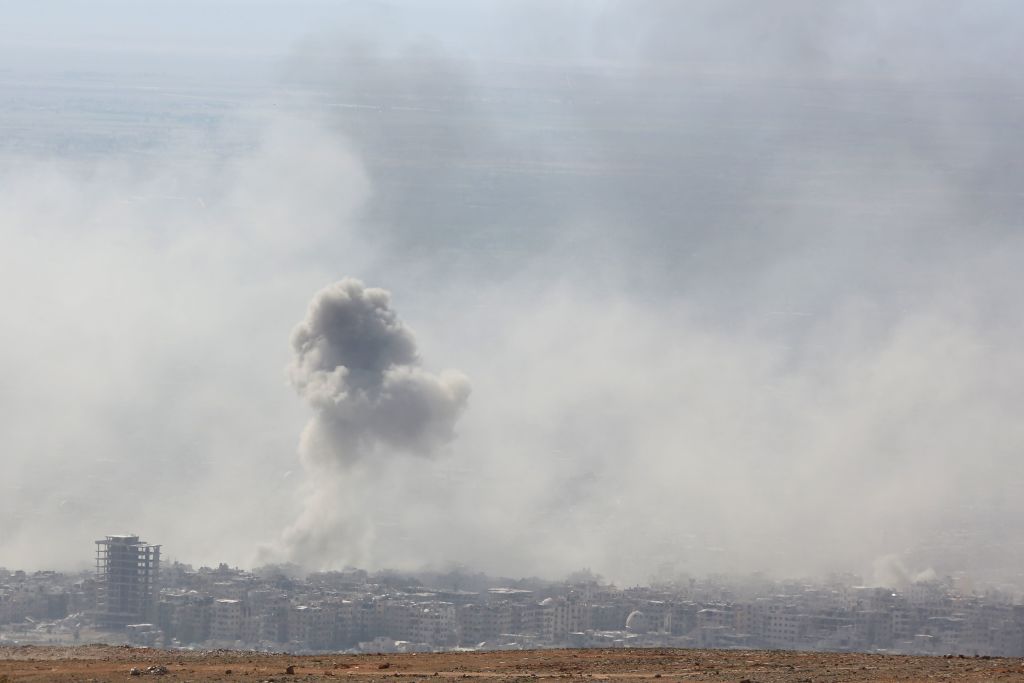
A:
[1,646,1023,682]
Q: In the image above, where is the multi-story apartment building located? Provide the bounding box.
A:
[210,598,245,643]
[93,535,160,628]
[157,592,213,645]
[458,602,513,645]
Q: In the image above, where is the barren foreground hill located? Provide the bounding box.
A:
[2,646,1024,683]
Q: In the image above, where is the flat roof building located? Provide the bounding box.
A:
[94,535,161,628]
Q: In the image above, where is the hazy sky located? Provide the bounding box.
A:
[1,1,1024,589]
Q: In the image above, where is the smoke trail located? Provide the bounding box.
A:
[281,278,470,566]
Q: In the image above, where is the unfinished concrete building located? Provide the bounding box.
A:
[94,534,160,628]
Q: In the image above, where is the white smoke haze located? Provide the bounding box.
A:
[872,555,940,590]
[0,112,373,568]
[1,0,1024,589]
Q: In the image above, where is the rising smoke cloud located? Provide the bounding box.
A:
[279,279,470,566]
[3,1,1024,589]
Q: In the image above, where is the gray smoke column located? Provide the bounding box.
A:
[291,278,471,465]
[280,278,470,566]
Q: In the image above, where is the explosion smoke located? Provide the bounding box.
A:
[281,278,470,565]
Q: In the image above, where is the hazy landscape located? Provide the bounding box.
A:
[3,2,1024,678]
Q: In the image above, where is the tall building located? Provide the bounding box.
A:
[94,534,161,628]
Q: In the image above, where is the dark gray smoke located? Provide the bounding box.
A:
[280,278,470,565]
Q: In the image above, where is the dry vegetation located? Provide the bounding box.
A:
[1,646,1023,682]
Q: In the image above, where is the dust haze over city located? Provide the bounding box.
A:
[1,0,1024,594]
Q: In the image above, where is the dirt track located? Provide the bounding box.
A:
[2,646,1023,682]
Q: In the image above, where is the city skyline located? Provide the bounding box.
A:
[4,534,1024,657]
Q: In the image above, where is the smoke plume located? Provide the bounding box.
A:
[280,279,470,566]
[5,0,1024,589]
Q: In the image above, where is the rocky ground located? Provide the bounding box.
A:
[1,646,1023,682]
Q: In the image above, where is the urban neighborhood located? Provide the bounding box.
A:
[2,535,1023,658]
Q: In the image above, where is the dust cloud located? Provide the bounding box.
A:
[1,1,1024,588]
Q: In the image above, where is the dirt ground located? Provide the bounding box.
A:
[1,645,1023,682]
